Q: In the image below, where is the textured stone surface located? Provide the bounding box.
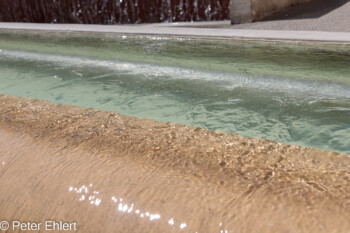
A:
[1,22,350,43]
[0,94,349,232]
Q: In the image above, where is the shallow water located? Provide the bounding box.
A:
[0,31,350,154]
[1,94,349,233]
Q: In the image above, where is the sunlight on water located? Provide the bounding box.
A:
[67,184,233,232]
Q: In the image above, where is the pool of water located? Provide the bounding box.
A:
[0,31,349,154]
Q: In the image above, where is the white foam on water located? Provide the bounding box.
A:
[2,50,350,100]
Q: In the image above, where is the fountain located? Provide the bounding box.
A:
[0,0,230,24]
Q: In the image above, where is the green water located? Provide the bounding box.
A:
[0,31,350,154]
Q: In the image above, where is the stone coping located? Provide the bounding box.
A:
[0,22,350,44]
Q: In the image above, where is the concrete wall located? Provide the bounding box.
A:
[230,0,311,24]
[230,0,252,24]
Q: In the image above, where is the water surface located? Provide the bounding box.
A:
[0,31,349,154]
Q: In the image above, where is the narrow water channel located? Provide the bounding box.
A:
[0,32,349,154]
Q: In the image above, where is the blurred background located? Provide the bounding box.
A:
[0,0,230,24]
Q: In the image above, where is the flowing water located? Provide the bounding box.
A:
[0,31,350,154]
[0,0,230,24]
[1,94,349,233]
[1,31,350,233]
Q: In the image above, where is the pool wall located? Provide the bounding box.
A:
[1,22,350,44]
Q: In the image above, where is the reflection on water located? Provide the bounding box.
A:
[69,184,102,205]
[67,184,231,231]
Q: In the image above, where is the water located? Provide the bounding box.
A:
[0,31,349,154]
[0,0,230,24]
[1,112,349,233]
